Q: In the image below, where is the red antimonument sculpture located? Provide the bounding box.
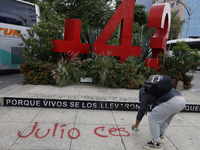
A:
[52,0,171,70]
[145,3,171,70]
[93,0,141,63]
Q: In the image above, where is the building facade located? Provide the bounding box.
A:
[153,0,200,39]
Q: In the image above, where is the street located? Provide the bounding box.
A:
[0,70,23,89]
[190,71,200,91]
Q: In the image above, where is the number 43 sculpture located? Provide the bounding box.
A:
[52,0,171,71]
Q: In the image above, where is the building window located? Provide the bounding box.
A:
[176,10,180,15]
[171,2,175,8]
[177,0,180,5]
[163,0,166,3]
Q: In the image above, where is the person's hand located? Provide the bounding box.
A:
[131,124,138,131]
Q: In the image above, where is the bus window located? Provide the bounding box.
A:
[0,0,36,27]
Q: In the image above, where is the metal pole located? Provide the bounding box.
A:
[141,25,144,42]
[186,8,191,38]
[179,1,190,38]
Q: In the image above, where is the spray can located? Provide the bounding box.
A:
[133,128,140,133]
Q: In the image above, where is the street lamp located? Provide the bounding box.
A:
[177,1,200,38]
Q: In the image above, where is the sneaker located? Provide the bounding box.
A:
[160,135,165,144]
[142,140,163,150]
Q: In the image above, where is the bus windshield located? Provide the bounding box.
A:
[0,0,37,27]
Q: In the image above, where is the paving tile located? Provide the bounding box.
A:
[79,85,110,97]
[0,106,12,117]
[112,110,149,126]
[121,126,153,150]
[166,126,200,150]
[169,113,193,127]
[122,125,181,150]
[178,113,200,126]
[33,108,78,124]
[76,109,115,125]
[0,107,41,122]
[70,124,125,150]
[107,88,139,100]
[0,122,29,150]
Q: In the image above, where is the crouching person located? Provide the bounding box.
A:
[131,75,186,150]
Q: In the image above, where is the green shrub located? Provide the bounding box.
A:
[160,42,200,88]
[20,57,56,85]
[52,60,81,86]
[81,54,156,89]
[89,53,118,86]
[107,56,155,89]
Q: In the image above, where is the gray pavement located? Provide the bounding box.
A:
[0,84,200,150]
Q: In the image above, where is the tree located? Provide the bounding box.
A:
[132,4,149,46]
[114,2,148,46]
[20,1,67,62]
[134,4,148,26]
[169,11,185,40]
[65,0,114,28]
[24,0,114,28]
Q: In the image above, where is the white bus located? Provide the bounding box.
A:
[0,0,40,70]
[167,38,200,51]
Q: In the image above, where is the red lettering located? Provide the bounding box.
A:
[60,124,67,139]
[118,128,130,137]
[52,123,59,137]
[109,128,120,136]
[17,123,131,140]
[35,129,51,138]
[18,122,38,138]
[68,128,80,139]
[94,126,108,138]
[95,126,130,138]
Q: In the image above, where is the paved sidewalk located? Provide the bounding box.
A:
[0,84,200,150]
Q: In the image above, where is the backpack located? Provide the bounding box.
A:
[143,75,173,97]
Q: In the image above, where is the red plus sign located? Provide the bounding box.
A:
[52,19,90,60]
